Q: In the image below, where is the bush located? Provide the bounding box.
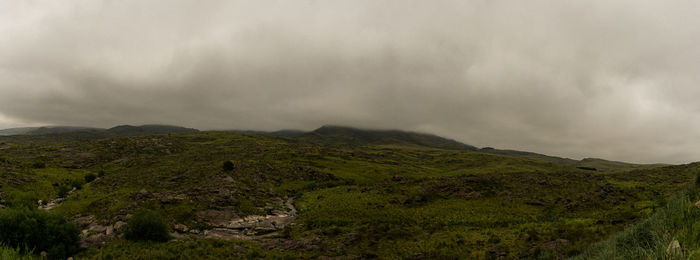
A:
[98,170,106,177]
[57,185,72,198]
[695,170,700,187]
[0,208,80,259]
[222,161,235,172]
[84,173,98,183]
[124,209,171,242]
[70,179,85,190]
[31,162,45,169]
[7,191,38,210]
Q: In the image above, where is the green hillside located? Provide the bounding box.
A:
[0,128,694,259]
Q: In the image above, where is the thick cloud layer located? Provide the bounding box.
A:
[1,0,700,163]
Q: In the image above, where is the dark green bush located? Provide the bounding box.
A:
[124,209,171,242]
[84,173,98,183]
[70,179,85,190]
[0,208,80,259]
[695,170,700,186]
[31,162,45,169]
[222,161,235,172]
[98,170,106,177]
[57,185,72,198]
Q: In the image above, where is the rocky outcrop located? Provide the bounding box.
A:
[181,197,297,240]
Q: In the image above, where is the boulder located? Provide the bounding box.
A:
[174,224,189,233]
[114,221,127,232]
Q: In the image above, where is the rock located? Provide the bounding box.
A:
[667,240,681,256]
[694,201,700,210]
[81,233,110,247]
[88,224,107,233]
[249,227,277,236]
[174,224,189,233]
[158,193,185,204]
[40,251,47,257]
[114,221,127,232]
[105,226,114,236]
[133,189,153,200]
[189,229,201,234]
[75,215,96,228]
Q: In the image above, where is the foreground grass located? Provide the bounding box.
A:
[574,185,700,259]
[0,245,38,260]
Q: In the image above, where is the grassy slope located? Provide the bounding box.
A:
[573,181,700,259]
[0,131,695,259]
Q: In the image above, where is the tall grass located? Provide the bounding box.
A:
[0,245,38,260]
[573,187,700,259]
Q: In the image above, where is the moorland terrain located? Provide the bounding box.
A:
[0,125,698,259]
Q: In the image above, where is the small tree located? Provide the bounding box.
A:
[124,209,171,242]
[222,161,235,172]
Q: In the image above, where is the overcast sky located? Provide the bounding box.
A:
[1,0,700,163]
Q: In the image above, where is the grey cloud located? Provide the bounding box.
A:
[1,0,700,163]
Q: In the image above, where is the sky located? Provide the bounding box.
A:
[1,0,700,164]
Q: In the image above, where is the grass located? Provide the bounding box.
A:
[573,183,700,259]
[0,245,38,260]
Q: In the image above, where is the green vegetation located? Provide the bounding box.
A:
[124,209,171,242]
[222,160,235,172]
[574,187,700,259]
[0,126,696,259]
[0,245,38,260]
[0,205,80,259]
[85,172,98,183]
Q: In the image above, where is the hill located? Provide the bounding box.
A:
[0,126,102,136]
[0,124,200,144]
[0,128,692,259]
[297,125,479,151]
[106,124,199,136]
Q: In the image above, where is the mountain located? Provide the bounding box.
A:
[0,127,40,136]
[223,129,305,137]
[298,125,479,151]
[106,124,199,136]
[26,126,104,135]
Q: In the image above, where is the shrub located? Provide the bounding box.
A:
[84,173,98,183]
[98,170,106,177]
[124,209,171,242]
[7,191,38,210]
[0,208,80,259]
[222,161,235,172]
[57,185,72,198]
[31,162,45,169]
[695,170,700,187]
[70,179,85,190]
